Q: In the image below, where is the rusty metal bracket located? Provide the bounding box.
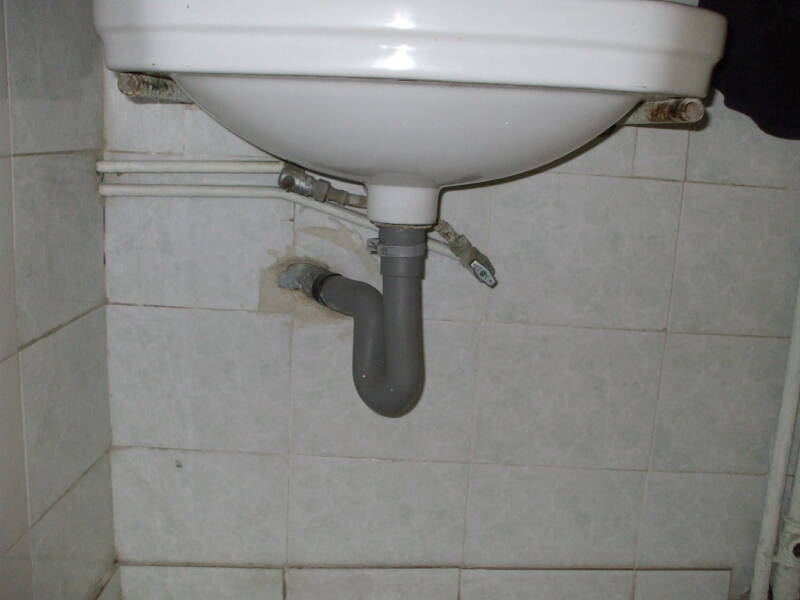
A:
[624,98,705,126]
[116,72,194,104]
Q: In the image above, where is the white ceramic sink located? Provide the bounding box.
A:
[94,0,726,225]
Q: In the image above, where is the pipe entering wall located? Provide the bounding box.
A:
[279,226,427,417]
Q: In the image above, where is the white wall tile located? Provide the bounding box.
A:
[291,320,478,462]
[103,70,185,155]
[425,187,493,322]
[653,334,787,474]
[103,69,266,159]
[637,472,765,596]
[182,104,266,158]
[670,183,800,336]
[632,129,688,181]
[461,570,633,600]
[288,456,468,565]
[106,196,293,310]
[112,448,288,564]
[97,570,121,600]
[634,570,730,600]
[121,566,283,600]
[108,306,291,453]
[0,8,10,158]
[12,153,104,343]
[688,92,800,190]
[0,355,27,552]
[5,0,101,153]
[474,324,662,469]
[464,464,644,567]
[20,308,109,523]
[487,173,681,329]
[30,455,114,600]
[0,534,32,600]
[286,569,459,600]
[292,206,379,290]
[550,126,636,177]
[0,159,15,361]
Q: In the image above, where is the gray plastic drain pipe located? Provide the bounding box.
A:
[279,226,427,417]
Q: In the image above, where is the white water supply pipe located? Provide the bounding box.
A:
[97,181,455,261]
[96,160,284,174]
[750,279,800,600]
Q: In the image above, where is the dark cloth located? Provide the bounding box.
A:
[699,0,800,139]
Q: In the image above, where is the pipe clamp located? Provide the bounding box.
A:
[367,238,427,258]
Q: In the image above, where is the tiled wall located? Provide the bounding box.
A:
[103,83,800,600]
[103,13,798,600]
[0,1,114,599]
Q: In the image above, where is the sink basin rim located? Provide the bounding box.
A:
[94,0,727,98]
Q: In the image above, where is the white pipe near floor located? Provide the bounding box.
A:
[96,160,283,174]
[750,279,800,600]
[97,183,456,261]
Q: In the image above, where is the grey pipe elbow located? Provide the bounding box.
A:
[279,227,427,417]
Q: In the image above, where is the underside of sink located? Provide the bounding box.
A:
[94,0,726,223]
[174,75,639,224]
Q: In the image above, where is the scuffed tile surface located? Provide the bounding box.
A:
[653,334,787,474]
[474,324,662,469]
[121,566,283,600]
[112,448,288,564]
[464,464,644,567]
[0,535,32,600]
[106,196,293,310]
[461,570,633,600]
[108,306,291,453]
[30,456,113,600]
[688,92,800,189]
[670,183,800,336]
[0,355,26,551]
[0,159,15,361]
[20,308,109,522]
[634,570,730,600]
[13,153,104,342]
[487,174,681,329]
[637,472,765,596]
[287,569,459,600]
[633,129,688,181]
[97,570,121,600]
[291,320,478,461]
[5,0,101,153]
[288,456,468,565]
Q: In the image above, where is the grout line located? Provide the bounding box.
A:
[285,201,299,566]
[630,128,640,176]
[116,560,732,573]
[17,302,106,353]
[89,563,118,600]
[0,347,17,366]
[8,148,101,159]
[27,448,109,532]
[459,320,487,568]
[681,124,692,182]
[108,444,771,477]
[103,301,790,340]
[543,166,797,192]
[632,174,688,572]
[632,329,669,572]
